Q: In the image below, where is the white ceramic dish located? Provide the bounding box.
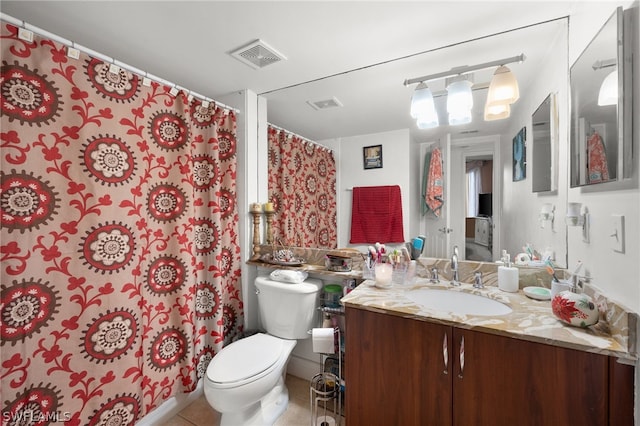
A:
[523,286,552,301]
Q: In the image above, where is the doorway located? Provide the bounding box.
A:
[464,156,493,261]
[448,135,501,263]
[419,135,500,262]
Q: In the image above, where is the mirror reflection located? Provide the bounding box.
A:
[570,8,623,186]
[262,18,568,267]
[532,94,553,193]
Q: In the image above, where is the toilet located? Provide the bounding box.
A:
[204,275,322,425]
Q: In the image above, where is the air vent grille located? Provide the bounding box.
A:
[307,97,344,111]
[230,39,286,70]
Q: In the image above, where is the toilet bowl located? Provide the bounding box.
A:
[204,333,296,425]
[204,275,322,425]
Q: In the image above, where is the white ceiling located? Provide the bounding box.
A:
[1,1,586,143]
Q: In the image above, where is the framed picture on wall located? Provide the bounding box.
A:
[512,127,526,181]
[363,144,383,169]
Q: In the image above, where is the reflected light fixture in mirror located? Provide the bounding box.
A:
[484,102,511,121]
[404,53,525,128]
[485,65,520,106]
[597,67,618,106]
[446,76,474,125]
[410,82,439,128]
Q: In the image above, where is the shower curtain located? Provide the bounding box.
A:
[267,126,337,248]
[1,22,243,424]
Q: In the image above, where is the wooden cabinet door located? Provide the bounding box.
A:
[344,308,452,426]
[452,328,608,426]
[608,357,635,426]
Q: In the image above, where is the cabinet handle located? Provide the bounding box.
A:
[442,333,448,374]
[458,335,465,379]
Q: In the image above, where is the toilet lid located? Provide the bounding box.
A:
[207,333,284,384]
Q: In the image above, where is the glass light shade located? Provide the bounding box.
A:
[448,111,472,125]
[484,101,510,121]
[597,68,617,106]
[410,83,437,119]
[446,80,473,115]
[446,79,473,125]
[486,65,520,106]
[416,112,439,129]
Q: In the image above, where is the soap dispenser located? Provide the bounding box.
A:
[498,253,519,292]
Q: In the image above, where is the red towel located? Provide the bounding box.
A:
[349,185,405,244]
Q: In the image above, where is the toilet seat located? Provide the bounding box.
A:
[207,333,286,388]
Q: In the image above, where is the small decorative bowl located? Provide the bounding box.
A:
[551,291,599,328]
[325,255,352,272]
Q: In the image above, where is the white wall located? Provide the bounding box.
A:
[500,22,569,267]
[334,129,411,250]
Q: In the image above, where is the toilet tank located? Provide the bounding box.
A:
[255,276,323,339]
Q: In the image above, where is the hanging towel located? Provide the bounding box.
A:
[425,147,444,217]
[349,185,405,244]
[421,150,432,216]
[587,131,610,183]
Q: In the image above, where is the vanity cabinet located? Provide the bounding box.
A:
[344,307,624,426]
[344,307,452,425]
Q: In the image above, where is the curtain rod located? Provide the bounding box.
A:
[267,123,334,153]
[0,13,239,114]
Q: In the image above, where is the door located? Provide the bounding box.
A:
[452,328,608,426]
[344,308,453,426]
[450,136,500,261]
[420,134,453,258]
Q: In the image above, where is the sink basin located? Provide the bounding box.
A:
[406,288,512,316]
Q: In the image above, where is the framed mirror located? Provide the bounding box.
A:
[570,7,633,187]
[532,93,557,193]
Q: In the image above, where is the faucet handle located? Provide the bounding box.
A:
[474,271,484,289]
[430,267,440,283]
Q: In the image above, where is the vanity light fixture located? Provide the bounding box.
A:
[446,75,474,125]
[404,54,525,128]
[592,58,618,106]
[410,82,439,128]
[485,65,520,107]
[484,102,511,121]
[597,68,618,106]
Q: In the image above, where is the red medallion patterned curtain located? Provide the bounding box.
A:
[0,22,243,425]
[267,126,337,249]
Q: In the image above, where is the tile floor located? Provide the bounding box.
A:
[160,374,341,426]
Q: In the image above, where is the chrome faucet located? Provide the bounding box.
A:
[474,271,484,289]
[451,246,460,286]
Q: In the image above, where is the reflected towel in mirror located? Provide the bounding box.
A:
[349,185,404,244]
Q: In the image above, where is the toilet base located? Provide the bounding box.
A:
[219,377,289,426]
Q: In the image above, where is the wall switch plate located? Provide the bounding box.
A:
[611,214,625,253]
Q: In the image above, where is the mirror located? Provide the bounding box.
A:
[262,18,569,267]
[570,7,632,187]
[532,94,555,193]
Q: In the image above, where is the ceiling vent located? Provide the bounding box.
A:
[307,97,344,111]
[230,39,286,70]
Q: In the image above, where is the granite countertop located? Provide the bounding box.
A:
[341,278,636,361]
[247,260,364,280]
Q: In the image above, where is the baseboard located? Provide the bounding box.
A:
[287,353,322,381]
[136,379,203,425]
